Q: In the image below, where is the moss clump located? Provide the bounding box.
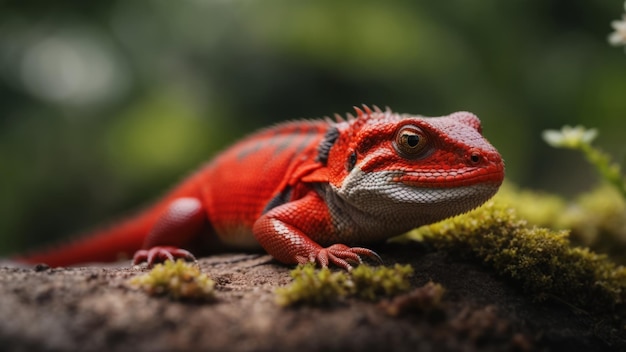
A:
[493,182,568,230]
[559,186,626,254]
[276,263,413,306]
[495,182,626,264]
[130,259,215,301]
[275,264,349,306]
[350,264,414,301]
[406,201,626,313]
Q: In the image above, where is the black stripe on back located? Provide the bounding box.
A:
[315,126,339,165]
[262,186,293,214]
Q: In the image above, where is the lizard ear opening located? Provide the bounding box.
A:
[316,126,340,165]
[346,151,357,171]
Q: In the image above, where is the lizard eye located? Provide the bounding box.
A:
[394,125,429,158]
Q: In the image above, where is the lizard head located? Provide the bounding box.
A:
[318,106,505,226]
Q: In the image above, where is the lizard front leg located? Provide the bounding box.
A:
[252,192,381,270]
[133,197,205,266]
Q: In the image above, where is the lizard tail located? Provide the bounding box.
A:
[13,214,156,268]
[13,170,208,268]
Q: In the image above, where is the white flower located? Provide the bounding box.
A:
[542,126,598,149]
[609,2,626,47]
[609,15,626,46]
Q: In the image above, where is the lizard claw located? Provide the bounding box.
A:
[132,246,196,268]
[303,244,383,271]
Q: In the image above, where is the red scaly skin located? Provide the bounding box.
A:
[15,106,505,270]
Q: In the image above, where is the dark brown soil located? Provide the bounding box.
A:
[1,243,623,351]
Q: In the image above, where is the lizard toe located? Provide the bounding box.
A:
[133,246,196,268]
[315,244,383,271]
[347,247,383,265]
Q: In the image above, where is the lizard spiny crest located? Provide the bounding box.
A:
[317,105,384,165]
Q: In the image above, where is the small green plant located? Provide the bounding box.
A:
[543,125,626,199]
[129,259,215,301]
[276,263,414,306]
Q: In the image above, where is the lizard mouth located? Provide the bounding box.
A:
[394,167,505,189]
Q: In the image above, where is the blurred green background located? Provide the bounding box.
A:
[1,0,625,255]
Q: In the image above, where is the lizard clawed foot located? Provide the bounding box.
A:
[132,246,196,268]
[298,244,383,271]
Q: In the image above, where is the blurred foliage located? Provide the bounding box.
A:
[543,125,626,199]
[1,1,626,254]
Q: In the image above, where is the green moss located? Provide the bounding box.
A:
[275,264,349,306]
[276,263,413,306]
[130,259,215,301]
[535,125,626,260]
[350,264,414,301]
[406,201,626,313]
[493,182,567,229]
[561,186,626,252]
[495,182,626,263]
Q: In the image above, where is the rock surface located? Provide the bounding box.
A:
[0,243,623,351]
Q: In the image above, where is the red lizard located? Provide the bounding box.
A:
[15,106,505,270]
